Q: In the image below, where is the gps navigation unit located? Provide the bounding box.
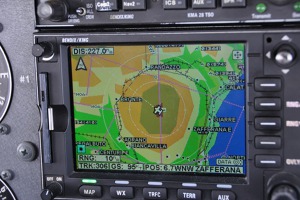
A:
[34,30,296,200]
[71,43,246,176]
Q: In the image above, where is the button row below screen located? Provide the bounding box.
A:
[79,185,236,199]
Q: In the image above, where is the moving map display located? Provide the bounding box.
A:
[71,43,246,175]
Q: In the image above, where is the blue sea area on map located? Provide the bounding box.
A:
[207,77,246,174]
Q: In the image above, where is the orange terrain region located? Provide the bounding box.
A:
[115,84,123,96]
[118,74,194,153]
[162,47,181,53]
[80,95,103,105]
[85,46,151,76]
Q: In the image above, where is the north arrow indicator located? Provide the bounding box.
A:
[76,57,87,71]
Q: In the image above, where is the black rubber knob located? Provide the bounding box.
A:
[269,0,292,5]
[271,185,298,200]
[41,182,63,200]
[37,0,68,22]
[32,42,54,58]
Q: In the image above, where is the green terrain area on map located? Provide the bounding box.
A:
[71,43,246,174]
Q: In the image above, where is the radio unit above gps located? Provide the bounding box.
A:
[34,0,300,28]
[33,29,300,200]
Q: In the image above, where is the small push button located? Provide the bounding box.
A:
[212,190,236,200]
[110,187,134,199]
[255,98,281,111]
[123,0,146,10]
[221,0,246,8]
[255,136,281,149]
[256,3,267,14]
[95,0,118,11]
[295,2,300,12]
[178,189,201,200]
[163,0,187,9]
[192,0,216,9]
[255,117,281,131]
[255,155,282,168]
[79,185,102,198]
[143,188,167,199]
[254,78,282,92]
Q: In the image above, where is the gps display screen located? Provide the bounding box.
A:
[70,43,246,175]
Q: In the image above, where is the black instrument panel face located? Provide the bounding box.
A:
[0,44,12,122]
[0,1,41,200]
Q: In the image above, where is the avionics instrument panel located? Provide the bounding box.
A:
[34,29,300,200]
[0,0,300,200]
[35,0,300,26]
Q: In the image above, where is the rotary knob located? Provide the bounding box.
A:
[269,0,293,5]
[271,185,298,200]
[274,45,296,66]
[37,0,68,22]
[32,42,55,61]
[41,182,63,200]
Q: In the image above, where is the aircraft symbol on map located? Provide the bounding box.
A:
[76,57,87,71]
[154,104,165,117]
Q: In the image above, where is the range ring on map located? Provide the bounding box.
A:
[115,68,199,149]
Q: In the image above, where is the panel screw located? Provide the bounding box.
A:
[0,124,10,135]
[1,170,13,180]
[17,142,37,162]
